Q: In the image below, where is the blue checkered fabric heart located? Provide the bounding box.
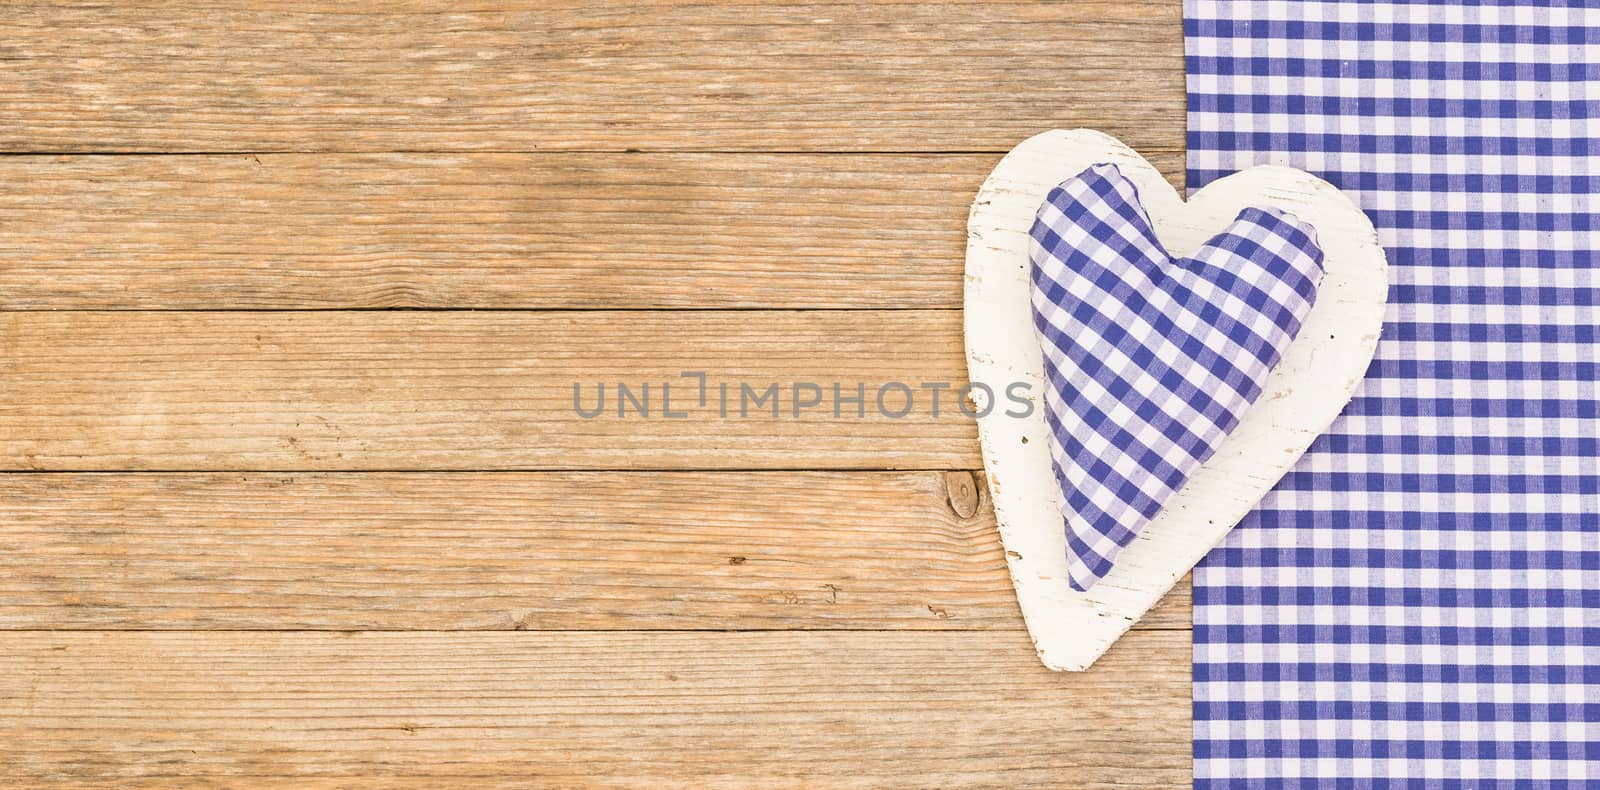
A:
[1028,163,1326,592]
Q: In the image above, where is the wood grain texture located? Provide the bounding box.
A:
[0,471,1192,631]
[0,309,979,471]
[0,151,1182,310]
[0,630,1190,788]
[2,1,1184,154]
[0,0,1197,781]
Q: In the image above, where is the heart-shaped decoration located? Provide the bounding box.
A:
[965,130,1387,671]
[1032,163,1327,593]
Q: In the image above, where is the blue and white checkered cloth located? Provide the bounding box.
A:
[1187,1,1600,786]
[1028,163,1325,591]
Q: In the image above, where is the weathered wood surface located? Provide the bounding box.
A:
[0,309,979,471]
[0,471,1191,631]
[0,630,1191,788]
[0,152,1182,310]
[0,1,1194,785]
[2,1,1184,154]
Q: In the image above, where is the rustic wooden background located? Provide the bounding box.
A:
[0,2,1191,786]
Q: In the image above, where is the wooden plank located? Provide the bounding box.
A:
[1,1,1184,154]
[0,310,982,471]
[0,471,1192,631]
[0,151,1183,310]
[0,630,1190,788]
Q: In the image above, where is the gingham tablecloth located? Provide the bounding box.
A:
[1185,1,1600,786]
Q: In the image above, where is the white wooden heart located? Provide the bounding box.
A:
[964,129,1388,671]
